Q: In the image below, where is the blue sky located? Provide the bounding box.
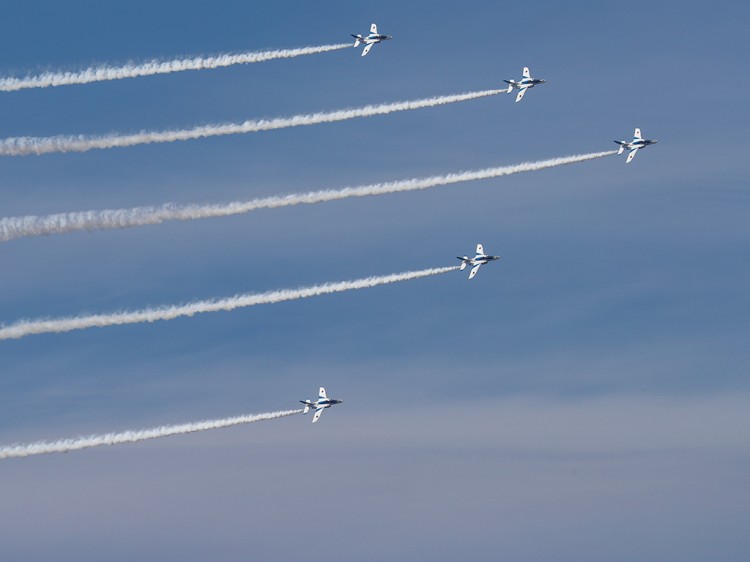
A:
[0,1,749,560]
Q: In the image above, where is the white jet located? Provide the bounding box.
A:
[351,23,392,57]
[614,128,658,163]
[503,67,546,103]
[457,243,501,280]
[300,387,343,423]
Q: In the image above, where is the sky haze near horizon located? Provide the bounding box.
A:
[0,1,748,560]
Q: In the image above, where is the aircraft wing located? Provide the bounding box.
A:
[476,243,484,256]
[361,43,374,57]
[634,128,642,140]
[515,87,527,103]
[523,67,531,79]
[626,147,639,163]
[312,408,324,423]
[370,23,378,34]
[468,264,482,280]
[319,387,328,400]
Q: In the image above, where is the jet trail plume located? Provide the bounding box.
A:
[0,89,505,156]
[0,266,457,341]
[0,409,302,459]
[0,151,616,242]
[0,44,352,92]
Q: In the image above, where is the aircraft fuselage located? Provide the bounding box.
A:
[470,255,500,265]
[615,139,657,150]
[504,78,545,89]
[300,399,343,409]
[353,33,392,45]
[366,34,391,44]
[458,255,500,271]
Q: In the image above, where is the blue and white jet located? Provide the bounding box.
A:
[614,128,658,163]
[300,387,343,423]
[504,67,546,103]
[351,23,392,57]
[458,243,501,280]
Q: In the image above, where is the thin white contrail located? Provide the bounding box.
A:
[0,151,616,242]
[0,89,504,156]
[0,266,457,341]
[0,409,302,459]
[0,44,352,92]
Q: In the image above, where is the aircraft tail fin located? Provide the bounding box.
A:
[458,257,468,271]
[617,145,624,155]
[351,34,362,47]
[300,401,311,414]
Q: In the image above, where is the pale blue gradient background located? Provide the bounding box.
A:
[0,1,748,560]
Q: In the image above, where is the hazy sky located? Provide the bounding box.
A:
[0,1,748,560]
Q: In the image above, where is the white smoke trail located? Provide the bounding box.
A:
[0,409,302,459]
[0,44,352,92]
[0,89,504,156]
[0,151,616,242]
[0,266,457,341]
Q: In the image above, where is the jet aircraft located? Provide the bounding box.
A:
[300,387,343,423]
[351,23,392,57]
[458,243,501,280]
[614,128,658,163]
[504,67,546,102]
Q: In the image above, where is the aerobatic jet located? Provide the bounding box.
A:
[351,23,392,56]
[457,243,501,280]
[300,387,343,423]
[504,67,546,103]
[614,128,658,163]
